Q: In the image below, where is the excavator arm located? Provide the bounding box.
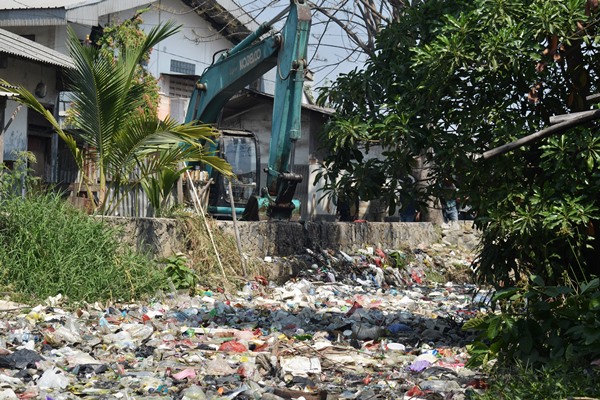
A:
[185,0,311,220]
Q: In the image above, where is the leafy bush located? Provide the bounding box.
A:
[475,128,600,287]
[163,253,198,293]
[472,363,600,400]
[0,157,163,303]
[465,275,600,368]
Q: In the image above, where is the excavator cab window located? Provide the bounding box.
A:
[221,135,258,206]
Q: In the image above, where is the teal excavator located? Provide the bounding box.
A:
[185,0,311,220]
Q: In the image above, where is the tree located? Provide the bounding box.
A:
[2,22,232,215]
[93,8,160,116]
[225,0,419,88]
[317,0,600,285]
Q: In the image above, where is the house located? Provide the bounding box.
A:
[0,27,73,180]
[0,0,260,120]
[0,0,335,220]
[220,88,335,220]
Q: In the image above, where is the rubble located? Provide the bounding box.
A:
[0,243,491,399]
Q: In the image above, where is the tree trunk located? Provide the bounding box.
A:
[413,152,443,224]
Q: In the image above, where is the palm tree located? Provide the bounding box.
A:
[1,21,232,214]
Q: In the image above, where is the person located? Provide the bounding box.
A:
[336,193,358,222]
[400,200,417,222]
[399,175,417,222]
[441,177,458,223]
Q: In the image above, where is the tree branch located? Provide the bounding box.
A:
[481,109,600,159]
[309,1,375,56]
[359,0,388,26]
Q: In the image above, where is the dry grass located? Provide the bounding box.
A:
[175,213,263,291]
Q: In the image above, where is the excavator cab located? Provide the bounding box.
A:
[206,130,260,219]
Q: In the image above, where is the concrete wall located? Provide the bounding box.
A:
[224,221,443,256]
[2,99,27,162]
[104,217,479,258]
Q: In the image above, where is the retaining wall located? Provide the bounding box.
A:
[105,217,479,258]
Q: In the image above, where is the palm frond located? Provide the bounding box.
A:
[2,20,233,216]
[107,114,232,176]
[66,27,128,157]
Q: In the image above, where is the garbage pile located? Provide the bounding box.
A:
[276,243,475,288]
[0,245,491,400]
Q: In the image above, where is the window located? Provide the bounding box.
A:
[169,75,196,98]
[170,60,195,75]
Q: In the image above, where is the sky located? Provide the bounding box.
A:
[232,0,368,91]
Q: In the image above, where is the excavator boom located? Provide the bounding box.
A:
[185,0,312,220]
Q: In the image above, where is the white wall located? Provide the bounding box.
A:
[1,57,61,161]
[109,0,236,86]
[2,99,27,161]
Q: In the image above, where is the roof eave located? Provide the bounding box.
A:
[0,9,67,27]
[180,0,257,44]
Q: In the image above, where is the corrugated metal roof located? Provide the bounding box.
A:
[0,28,73,68]
[181,0,255,44]
[65,0,156,26]
[1,0,89,10]
[0,9,66,27]
[0,0,257,44]
[224,89,334,117]
[0,0,130,26]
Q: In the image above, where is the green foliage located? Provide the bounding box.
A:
[317,0,600,284]
[476,128,600,286]
[1,21,233,215]
[388,250,410,270]
[465,275,600,368]
[95,9,160,116]
[472,363,600,400]
[0,151,41,198]
[0,157,163,303]
[163,253,198,293]
[140,162,189,217]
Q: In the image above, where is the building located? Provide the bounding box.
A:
[0,27,73,180]
[0,0,335,220]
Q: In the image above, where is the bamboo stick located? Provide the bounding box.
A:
[186,171,226,279]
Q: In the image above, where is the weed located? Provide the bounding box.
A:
[472,363,600,400]
[163,253,198,294]
[0,155,163,303]
[175,213,261,291]
[425,269,446,284]
[0,192,164,303]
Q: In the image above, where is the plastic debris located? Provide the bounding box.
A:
[280,356,322,376]
[0,242,489,399]
[0,349,43,369]
[38,367,70,389]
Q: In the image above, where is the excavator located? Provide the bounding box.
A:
[185,0,311,220]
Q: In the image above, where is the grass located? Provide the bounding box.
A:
[0,151,257,304]
[472,363,600,400]
[175,213,263,291]
[0,191,163,304]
